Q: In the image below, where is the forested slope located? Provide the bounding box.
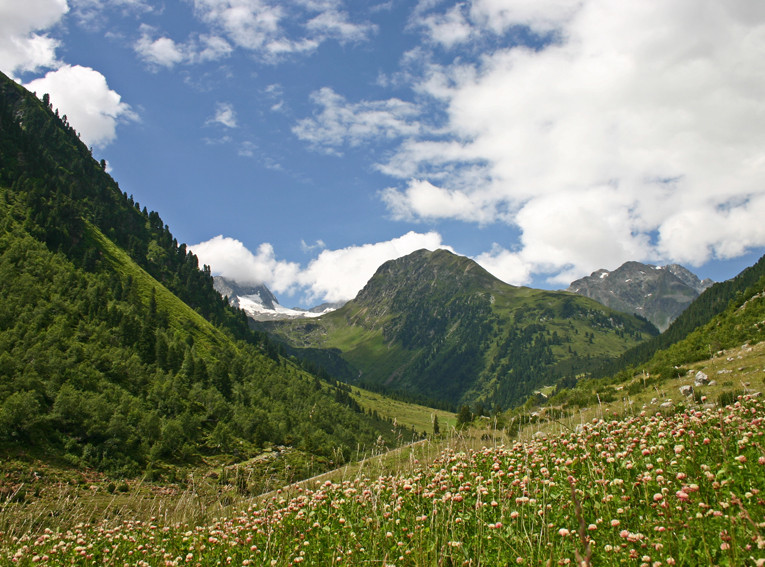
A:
[597,253,765,378]
[263,249,658,411]
[0,71,404,477]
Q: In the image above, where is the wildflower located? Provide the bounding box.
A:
[558,528,570,537]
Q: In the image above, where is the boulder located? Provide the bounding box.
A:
[694,371,709,386]
[679,385,694,397]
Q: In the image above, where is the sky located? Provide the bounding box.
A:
[2,0,765,308]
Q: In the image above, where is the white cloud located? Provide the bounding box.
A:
[293,87,421,152]
[134,25,235,69]
[375,0,765,281]
[190,236,303,294]
[191,0,373,61]
[134,24,234,70]
[207,101,238,128]
[467,0,579,34]
[381,179,495,224]
[0,0,67,76]
[306,9,376,43]
[25,64,138,148]
[70,0,154,29]
[197,34,233,62]
[473,244,531,286]
[418,3,473,48]
[134,29,186,69]
[190,231,449,304]
[298,231,449,303]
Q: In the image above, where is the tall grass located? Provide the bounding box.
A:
[3,395,763,565]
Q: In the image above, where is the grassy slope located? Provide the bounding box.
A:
[267,275,655,410]
[349,386,458,433]
[87,221,232,359]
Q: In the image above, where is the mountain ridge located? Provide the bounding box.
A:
[213,276,342,321]
[0,69,404,478]
[567,260,713,331]
[261,248,659,409]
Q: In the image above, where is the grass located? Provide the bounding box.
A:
[2,343,764,565]
[349,386,458,434]
[3,392,763,565]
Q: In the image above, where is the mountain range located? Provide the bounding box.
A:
[213,276,341,321]
[567,261,713,331]
[3,65,765,489]
[259,249,658,410]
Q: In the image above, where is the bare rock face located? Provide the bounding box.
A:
[567,261,713,332]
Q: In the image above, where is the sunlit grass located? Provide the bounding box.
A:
[4,393,764,566]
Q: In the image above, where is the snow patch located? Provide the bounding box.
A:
[237,295,327,320]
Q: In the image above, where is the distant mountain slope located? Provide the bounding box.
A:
[567,261,713,331]
[0,70,403,477]
[213,276,342,321]
[597,253,765,379]
[261,249,658,409]
[548,254,765,412]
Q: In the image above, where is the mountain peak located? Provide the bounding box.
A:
[356,248,501,304]
[213,276,342,321]
[567,261,713,331]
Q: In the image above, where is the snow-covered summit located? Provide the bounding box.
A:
[213,276,343,321]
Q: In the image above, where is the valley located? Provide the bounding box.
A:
[2,67,765,566]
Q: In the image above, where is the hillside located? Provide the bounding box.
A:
[546,253,765,411]
[0,71,404,478]
[567,261,712,331]
[594,252,765,381]
[261,249,658,410]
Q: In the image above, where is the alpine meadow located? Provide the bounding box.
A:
[2,12,765,567]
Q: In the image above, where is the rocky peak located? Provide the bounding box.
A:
[567,261,713,332]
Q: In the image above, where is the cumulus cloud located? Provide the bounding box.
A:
[417,3,473,48]
[293,87,421,152]
[190,236,303,294]
[371,0,765,282]
[135,30,186,69]
[134,24,234,69]
[381,179,495,224]
[297,231,449,303]
[207,102,238,128]
[0,0,67,76]
[306,9,376,43]
[70,0,154,29]
[190,0,374,61]
[25,64,138,148]
[190,231,449,304]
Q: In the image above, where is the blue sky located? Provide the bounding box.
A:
[2,0,765,308]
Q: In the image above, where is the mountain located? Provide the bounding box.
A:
[0,70,404,478]
[549,252,765,412]
[567,261,713,331]
[596,252,765,379]
[259,249,659,410]
[213,276,342,321]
